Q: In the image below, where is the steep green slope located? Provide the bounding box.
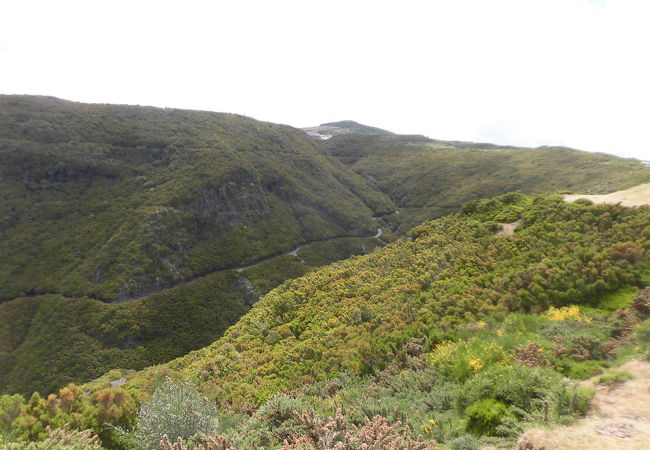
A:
[126,194,650,408]
[0,235,384,396]
[318,133,650,230]
[0,96,397,396]
[0,96,393,302]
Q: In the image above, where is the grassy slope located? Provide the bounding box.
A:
[125,194,650,408]
[319,133,650,230]
[0,96,393,302]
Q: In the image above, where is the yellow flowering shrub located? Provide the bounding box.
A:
[544,305,591,322]
[469,359,485,372]
[429,338,511,380]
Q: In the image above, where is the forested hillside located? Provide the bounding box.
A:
[0,234,383,396]
[0,96,393,302]
[318,131,650,230]
[0,96,396,395]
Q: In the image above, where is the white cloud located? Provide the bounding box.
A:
[1,0,649,160]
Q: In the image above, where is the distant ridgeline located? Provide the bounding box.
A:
[308,121,650,231]
[1,97,649,398]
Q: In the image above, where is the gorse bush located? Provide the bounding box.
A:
[133,378,217,450]
[429,338,511,380]
[544,306,591,322]
[256,393,309,428]
[464,398,512,436]
[567,360,606,379]
[4,425,101,450]
[456,365,565,412]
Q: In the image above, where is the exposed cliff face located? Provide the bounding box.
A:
[187,180,270,224]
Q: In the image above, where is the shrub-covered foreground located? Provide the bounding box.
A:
[2,194,650,448]
[3,301,649,448]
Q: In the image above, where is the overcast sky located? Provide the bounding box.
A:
[1,0,649,160]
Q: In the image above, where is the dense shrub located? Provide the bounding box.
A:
[256,394,310,428]
[133,378,218,450]
[0,394,23,434]
[631,287,650,319]
[567,360,606,379]
[281,409,440,449]
[513,342,549,367]
[455,365,564,412]
[597,371,633,387]
[558,388,595,417]
[429,339,511,381]
[464,398,512,436]
[4,425,101,450]
[446,434,482,450]
[635,319,650,343]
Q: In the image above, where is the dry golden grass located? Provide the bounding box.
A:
[517,360,650,450]
[564,183,650,207]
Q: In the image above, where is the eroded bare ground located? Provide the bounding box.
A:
[517,360,650,450]
[563,183,650,207]
[497,220,522,236]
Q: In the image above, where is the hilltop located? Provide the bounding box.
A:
[302,120,394,140]
[565,182,650,207]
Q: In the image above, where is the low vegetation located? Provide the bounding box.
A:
[3,193,646,448]
[3,104,650,448]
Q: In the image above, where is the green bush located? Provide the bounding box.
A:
[597,371,633,387]
[255,393,309,428]
[0,394,24,434]
[464,398,512,436]
[567,360,606,379]
[456,364,564,412]
[559,388,595,417]
[446,433,482,450]
[133,378,218,450]
[429,338,511,381]
[636,320,650,343]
